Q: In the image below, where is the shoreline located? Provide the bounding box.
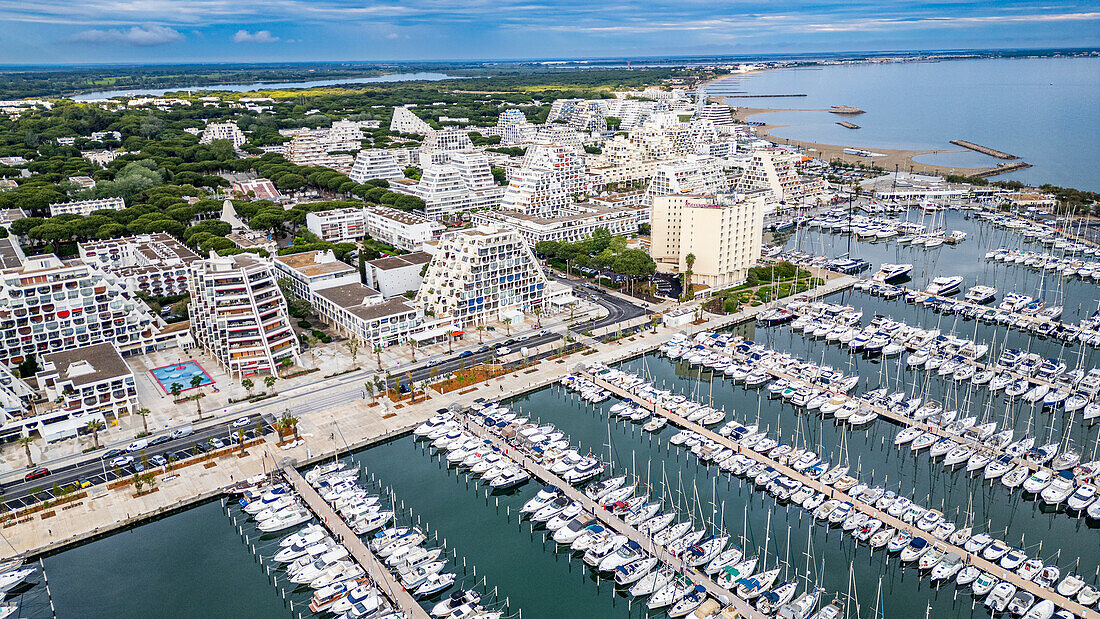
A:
[732,106,996,176]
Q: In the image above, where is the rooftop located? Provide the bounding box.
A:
[315,282,382,309]
[41,343,132,388]
[274,250,356,278]
[348,297,417,321]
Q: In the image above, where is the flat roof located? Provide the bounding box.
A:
[0,238,22,269]
[274,250,357,278]
[348,297,417,321]
[42,342,131,387]
[315,282,382,309]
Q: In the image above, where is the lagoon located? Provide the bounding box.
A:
[71,72,457,100]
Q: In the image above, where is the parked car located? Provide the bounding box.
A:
[232,416,251,428]
[24,468,50,482]
[149,435,172,446]
[458,351,473,358]
[149,455,167,467]
[111,456,134,469]
[170,425,194,440]
[102,448,123,459]
[126,439,148,452]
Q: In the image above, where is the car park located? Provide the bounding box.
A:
[232,416,250,428]
[149,455,167,467]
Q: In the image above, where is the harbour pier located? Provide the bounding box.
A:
[582,370,1100,619]
[285,466,433,619]
[460,415,766,619]
[951,140,1019,160]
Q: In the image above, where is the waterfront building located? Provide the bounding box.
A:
[471,202,645,246]
[199,122,246,147]
[698,103,734,126]
[188,253,300,378]
[0,364,35,440]
[650,192,766,292]
[313,283,423,349]
[416,225,547,327]
[0,253,164,369]
[48,197,125,217]
[390,106,434,135]
[735,147,811,204]
[348,149,405,184]
[363,252,432,299]
[35,342,136,442]
[78,233,201,298]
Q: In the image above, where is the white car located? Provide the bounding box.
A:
[126,439,148,452]
[111,455,134,469]
[211,438,226,449]
[232,416,251,429]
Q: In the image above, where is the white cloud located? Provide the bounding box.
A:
[385,32,400,39]
[233,29,279,43]
[70,24,183,46]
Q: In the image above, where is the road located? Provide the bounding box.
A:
[0,290,647,508]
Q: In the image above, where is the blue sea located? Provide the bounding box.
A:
[708,57,1100,191]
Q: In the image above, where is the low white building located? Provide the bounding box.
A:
[313,283,424,349]
[471,203,645,246]
[35,343,136,442]
[305,206,442,250]
[49,197,126,217]
[363,251,433,298]
[272,250,361,302]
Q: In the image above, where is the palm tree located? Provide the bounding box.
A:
[502,317,512,336]
[190,375,203,391]
[170,382,182,399]
[374,345,383,371]
[135,407,151,435]
[684,252,696,297]
[86,419,105,450]
[18,436,33,467]
[364,381,375,402]
[372,376,385,399]
[278,410,299,442]
[407,339,417,361]
[408,371,417,403]
[532,305,543,328]
[445,330,455,354]
[237,429,246,456]
[476,325,485,344]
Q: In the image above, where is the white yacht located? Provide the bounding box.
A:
[925,276,963,296]
[871,263,913,283]
[964,285,997,304]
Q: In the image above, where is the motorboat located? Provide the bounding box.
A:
[965,285,997,304]
[926,276,963,296]
[871,263,913,283]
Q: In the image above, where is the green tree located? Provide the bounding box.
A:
[241,378,254,396]
[502,317,512,336]
[18,436,33,467]
[264,375,277,392]
[86,418,105,450]
[170,382,182,399]
[135,407,151,435]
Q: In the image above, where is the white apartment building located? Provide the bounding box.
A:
[446,150,496,192]
[735,147,807,204]
[0,364,35,440]
[500,166,569,217]
[35,342,136,441]
[313,283,423,349]
[79,233,201,298]
[90,130,122,142]
[416,225,547,327]
[645,156,730,203]
[272,250,360,302]
[362,206,443,251]
[422,129,473,155]
[305,207,367,243]
[497,109,536,144]
[547,99,607,133]
[0,254,164,370]
[650,192,767,291]
[188,253,300,378]
[698,103,734,126]
[82,150,124,167]
[348,149,405,183]
[285,134,354,172]
[390,106,434,135]
[49,197,125,217]
[402,163,502,220]
[363,252,432,298]
[471,203,645,246]
[200,122,246,147]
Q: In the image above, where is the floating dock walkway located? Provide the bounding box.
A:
[581,371,1100,619]
[285,467,432,619]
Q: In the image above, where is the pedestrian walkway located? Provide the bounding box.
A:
[284,467,431,619]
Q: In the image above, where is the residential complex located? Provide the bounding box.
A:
[79,233,201,299]
[363,252,432,299]
[390,106,434,135]
[199,121,246,147]
[0,253,165,368]
[187,253,300,378]
[645,156,730,203]
[471,202,646,246]
[272,250,360,303]
[416,225,547,327]
[348,149,405,183]
[305,205,443,249]
[313,284,423,350]
[650,192,767,291]
[49,197,126,217]
[34,342,137,442]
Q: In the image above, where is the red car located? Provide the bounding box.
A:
[24,468,50,482]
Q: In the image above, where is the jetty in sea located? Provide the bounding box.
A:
[836,121,861,129]
[970,161,1032,178]
[828,105,865,115]
[950,139,1019,160]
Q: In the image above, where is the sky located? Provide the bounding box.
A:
[0,0,1098,65]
